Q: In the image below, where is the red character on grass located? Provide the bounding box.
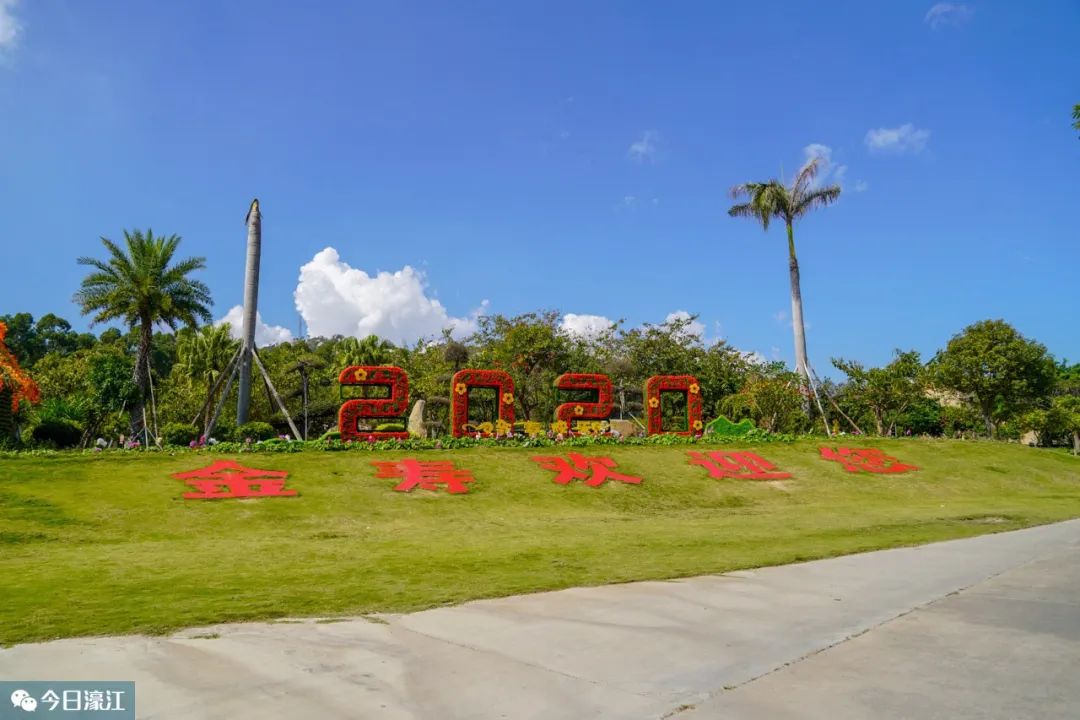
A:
[373,459,476,494]
[172,460,297,499]
[530,453,642,487]
[819,447,918,474]
[687,450,793,480]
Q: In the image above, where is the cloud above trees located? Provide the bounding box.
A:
[293,247,485,346]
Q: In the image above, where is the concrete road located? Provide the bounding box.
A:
[3,521,1079,719]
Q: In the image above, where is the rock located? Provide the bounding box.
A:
[407,399,426,438]
[608,419,644,437]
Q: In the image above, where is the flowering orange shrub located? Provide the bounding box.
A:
[0,322,40,412]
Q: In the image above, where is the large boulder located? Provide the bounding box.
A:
[609,418,644,437]
[407,399,426,437]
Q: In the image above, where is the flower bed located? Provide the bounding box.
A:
[644,374,704,437]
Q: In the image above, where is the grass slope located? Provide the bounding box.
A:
[1,439,1078,645]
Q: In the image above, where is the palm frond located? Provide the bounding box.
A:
[791,157,821,200]
[794,185,841,217]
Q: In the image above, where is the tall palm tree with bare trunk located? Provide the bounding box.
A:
[76,229,212,435]
[728,157,840,384]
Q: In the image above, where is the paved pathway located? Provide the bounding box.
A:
[3,521,1079,719]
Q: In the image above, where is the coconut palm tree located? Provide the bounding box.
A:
[728,157,840,384]
[75,229,212,434]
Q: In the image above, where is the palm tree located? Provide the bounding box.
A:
[175,324,239,427]
[728,157,840,384]
[334,335,395,368]
[75,229,212,434]
[1073,103,1080,136]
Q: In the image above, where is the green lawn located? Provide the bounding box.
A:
[1,439,1078,646]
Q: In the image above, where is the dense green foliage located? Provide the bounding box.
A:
[2,308,1077,450]
[930,320,1058,437]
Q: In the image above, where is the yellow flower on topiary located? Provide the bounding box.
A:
[502,392,514,405]
[573,404,585,415]
[693,420,703,430]
[354,368,368,382]
[689,383,700,395]
[455,382,467,395]
[648,397,660,408]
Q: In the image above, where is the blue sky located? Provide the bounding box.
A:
[1,1,1078,373]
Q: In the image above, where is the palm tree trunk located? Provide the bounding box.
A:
[237,200,262,425]
[131,319,153,435]
[786,222,811,382]
[1072,430,1078,456]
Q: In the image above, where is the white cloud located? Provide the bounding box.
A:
[924,3,974,29]
[743,350,768,366]
[663,310,706,339]
[803,143,850,189]
[854,180,869,193]
[217,306,294,346]
[293,247,483,345]
[622,195,638,207]
[0,0,21,50]
[561,313,616,340]
[773,310,788,324]
[627,130,660,163]
[865,124,931,154]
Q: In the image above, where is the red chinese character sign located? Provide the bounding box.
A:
[373,459,476,494]
[553,373,613,433]
[338,365,410,441]
[688,450,792,480]
[451,368,515,437]
[819,447,919,474]
[644,374,703,436]
[531,453,642,487]
[172,460,298,499]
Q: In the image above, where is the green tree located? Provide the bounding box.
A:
[174,324,239,427]
[1021,397,1080,452]
[82,346,138,443]
[334,335,395,368]
[469,311,569,421]
[74,229,212,434]
[832,350,926,435]
[1073,103,1080,136]
[0,313,39,366]
[729,157,841,384]
[0,312,93,366]
[722,367,806,434]
[931,320,1057,437]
